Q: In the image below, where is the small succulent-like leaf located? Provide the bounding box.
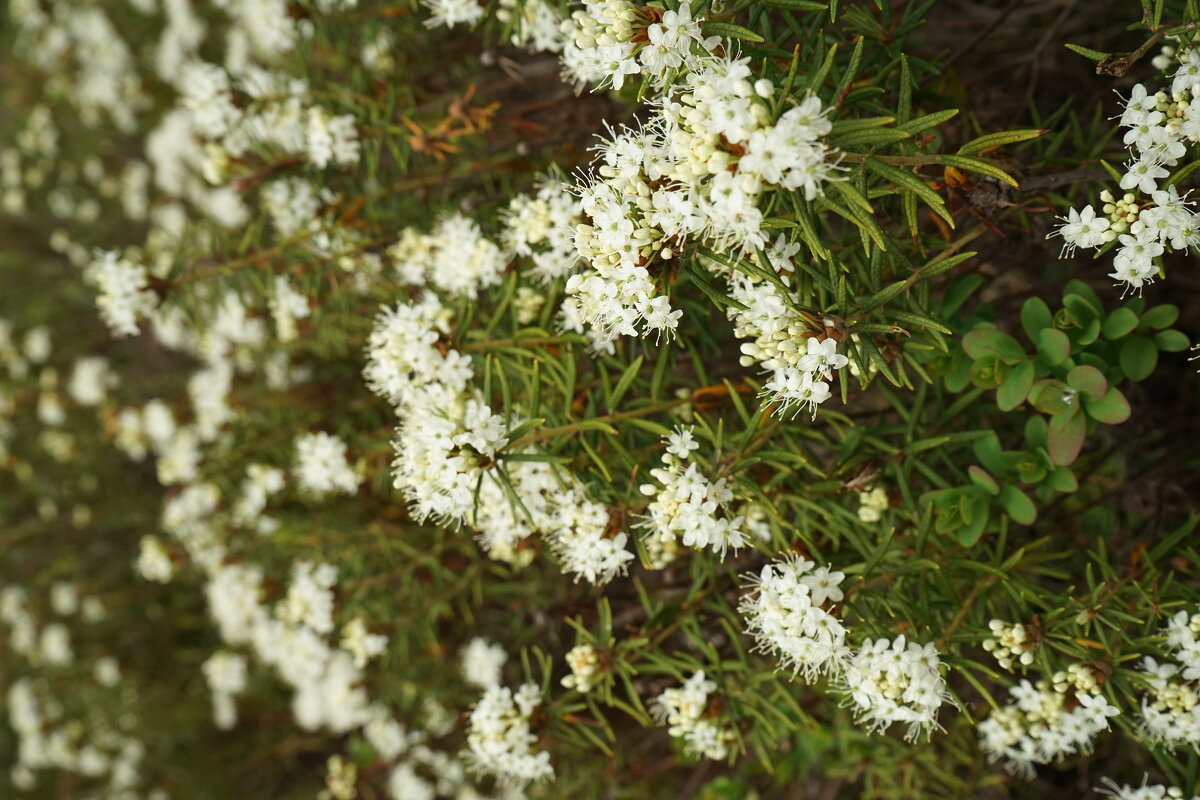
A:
[1140,304,1180,330]
[1120,336,1158,381]
[1037,328,1071,366]
[1084,387,1132,425]
[1066,365,1107,400]
[1030,379,1070,415]
[1155,330,1191,352]
[1047,407,1087,466]
[997,360,1035,410]
[963,328,1026,364]
[968,465,1000,495]
[1047,466,1079,493]
[1102,307,1139,339]
[958,496,990,546]
[1021,297,1053,340]
[999,485,1037,525]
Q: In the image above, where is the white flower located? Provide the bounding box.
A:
[1121,157,1170,194]
[1051,205,1110,255]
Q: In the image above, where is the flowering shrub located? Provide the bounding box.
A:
[2,1,1200,799]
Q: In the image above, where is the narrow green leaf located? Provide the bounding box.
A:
[957,128,1048,156]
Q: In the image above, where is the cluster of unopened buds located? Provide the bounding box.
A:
[1099,190,1144,237]
[856,487,888,523]
[1050,663,1103,696]
[982,619,1038,670]
[561,644,605,693]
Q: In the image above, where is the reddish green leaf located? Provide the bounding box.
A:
[1084,387,1131,425]
[1047,408,1087,466]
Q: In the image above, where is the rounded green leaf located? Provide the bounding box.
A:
[972,433,1006,475]
[1047,408,1087,466]
[1120,336,1159,381]
[963,328,1026,364]
[1063,293,1100,322]
[1066,365,1108,400]
[999,485,1037,525]
[1102,307,1139,339]
[1030,379,1070,415]
[1141,303,1180,330]
[1021,297,1053,340]
[1037,328,1071,366]
[1024,415,1048,448]
[1062,280,1103,314]
[1076,316,1102,346]
[1155,329,1191,352]
[1047,466,1079,493]
[957,496,990,546]
[997,360,1035,411]
[969,465,1000,495]
[1084,387,1131,425]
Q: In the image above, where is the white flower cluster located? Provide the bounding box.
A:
[68,356,114,406]
[294,432,360,497]
[365,287,634,584]
[740,555,850,681]
[340,618,388,669]
[496,0,563,52]
[137,535,175,582]
[1137,609,1200,749]
[1098,777,1200,800]
[1053,48,1200,293]
[462,637,508,689]
[86,251,158,338]
[652,670,737,760]
[977,679,1119,776]
[561,1,715,90]
[502,180,582,282]
[391,396,509,525]
[556,40,838,352]
[842,636,953,742]
[640,427,748,559]
[422,0,485,29]
[202,651,249,729]
[206,561,374,733]
[1,586,147,795]
[723,239,848,418]
[465,682,555,787]
[270,276,311,344]
[389,214,506,299]
[7,678,149,795]
[982,619,1038,670]
[307,108,361,169]
[233,463,287,533]
[1051,662,1103,696]
[364,294,471,412]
